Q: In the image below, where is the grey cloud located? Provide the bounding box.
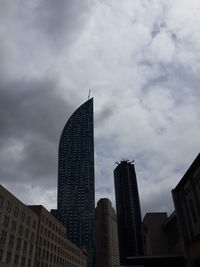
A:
[141,189,174,218]
[1,0,200,213]
[96,186,112,194]
[0,75,74,188]
[34,0,94,47]
[95,103,115,127]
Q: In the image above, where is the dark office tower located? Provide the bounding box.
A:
[114,160,143,265]
[57,98,95,267]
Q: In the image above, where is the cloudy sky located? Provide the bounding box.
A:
[0,0,200,217]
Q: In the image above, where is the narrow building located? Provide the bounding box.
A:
[114,160,143,265]
[95,198,119,267]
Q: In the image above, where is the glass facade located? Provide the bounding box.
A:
[57,98,95,267]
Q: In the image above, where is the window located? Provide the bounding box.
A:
[0,195,4,208]
[3,215,9,227]
[8,234,15,248]
[21,256,25,267]
[18,225,23,236]
[25,228,29,239]
[27,216,31,226]
[31,232,34,242]
[6,201,12,212]
[0,249,3,261]
[21,211,25,222]
[28,259,31,267]
[32,220,36,229]
[16,238,22,250]
[14,254,19,265]
[0,230,7,244]
[38,247,41,257]
[11,220,17,232]
[42,249,45,259]
[6,251,11,264]
[29,244,33,256]
[14,206,19,217]
[23,240,28,253]
[46,251,49,260]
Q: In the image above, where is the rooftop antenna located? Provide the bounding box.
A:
[88,89,91,100]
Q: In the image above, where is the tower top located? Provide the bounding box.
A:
[88,89,91,100]
[115,159,134,165]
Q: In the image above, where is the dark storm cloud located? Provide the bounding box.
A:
[0,75,74,187]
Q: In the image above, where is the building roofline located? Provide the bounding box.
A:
[173,153,200,190]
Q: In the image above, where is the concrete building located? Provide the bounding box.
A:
[143,212,183,257]
[163,211,183,255]
[0,184,87,267]
[143,212,168,256]
[95,198,119,267]
[172,153,200,266]
[29,205,87,267]
[57,98,95,267]
[0,185,39,267]
[114,160,143,265]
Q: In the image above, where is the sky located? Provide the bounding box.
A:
[0,0,200,217]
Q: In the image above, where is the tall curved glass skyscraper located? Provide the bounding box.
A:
[57,98,95,267]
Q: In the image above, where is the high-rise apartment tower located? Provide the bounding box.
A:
[114,160,143,265]
[57,98,95,267]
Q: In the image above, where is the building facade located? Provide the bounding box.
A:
[0,185,87,267]
[0,185,38,267]
[172,153,200,266]
[95,198,119,267]
[143,212,183,257]
[143,212,168,256]
[29,205,87,267]
[57,98,95,267]
[114,160,143,265]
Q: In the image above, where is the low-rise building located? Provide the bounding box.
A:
[163,211,183,255]
[143,212,168,256]
[29,205,87,267]
[0,185,39,267]
[0,184,87,267]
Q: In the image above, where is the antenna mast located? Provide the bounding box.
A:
[88,89,91,100]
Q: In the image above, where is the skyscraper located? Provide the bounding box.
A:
[95,198,120,267]
[57,98,95,267]
[114,160,143,265]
